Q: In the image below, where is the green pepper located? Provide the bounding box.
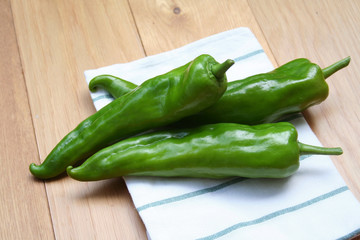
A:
[66,122,342,181]
[91,57,350,125]
[89,75,137,98]
[191,57,350,125]
[29,54,234,179]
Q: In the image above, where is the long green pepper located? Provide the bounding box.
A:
[89,57,350,125]
[66,122,342,181]
[30,54,234,179]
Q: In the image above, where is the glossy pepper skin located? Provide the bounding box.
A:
[29,54,234,179]
[66,122,342,181]
[91,57,350,125]
[188,57,350,125]
[89,75,137,98]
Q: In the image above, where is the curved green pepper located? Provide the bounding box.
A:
[89,75,137,98]
[30,54,234,179]
[66,122,342,181]
[91,57,350,125]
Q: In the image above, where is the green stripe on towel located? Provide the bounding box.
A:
[233,49,264,62]
[92,93,113,102]
[137,177,246,212]
[197,186,349,240]
[137,156,313,212]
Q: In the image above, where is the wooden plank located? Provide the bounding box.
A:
[248,0,360,200]
[10,0,358,238]
[11,0,147,239]
[128,0,277,66]
[0,0,54,239]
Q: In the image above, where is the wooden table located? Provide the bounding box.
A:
[1,0,359,239]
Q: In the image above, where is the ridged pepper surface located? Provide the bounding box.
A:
[89,57,350,125]
[30,54,233,179]
[67,122,342,181]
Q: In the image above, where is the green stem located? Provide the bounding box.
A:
[298,142,343,156]
[211,59,235,79]
[322,56,351,79]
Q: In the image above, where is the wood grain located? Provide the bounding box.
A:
[9,0,280,238]
[3,0,360,239]
[128,0,277,66]
[11,0,147,239]
[0,0,54,238]
[249,0,360,200]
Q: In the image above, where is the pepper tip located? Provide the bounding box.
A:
[66,166,75,179]
[29,163,49,179]
[29,163,38,174]
[66,166,73,174]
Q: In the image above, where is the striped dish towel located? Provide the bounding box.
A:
[84,28,360,240]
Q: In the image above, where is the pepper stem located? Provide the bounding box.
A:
[298,142,343,156]
[322,56,351,79]
[211,59,235,79]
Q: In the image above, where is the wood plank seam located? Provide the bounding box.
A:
[126,0,148,57]
[246,0,279,68]
[9,0,56,238]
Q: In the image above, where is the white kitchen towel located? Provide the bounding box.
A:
[84,27,360,240]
